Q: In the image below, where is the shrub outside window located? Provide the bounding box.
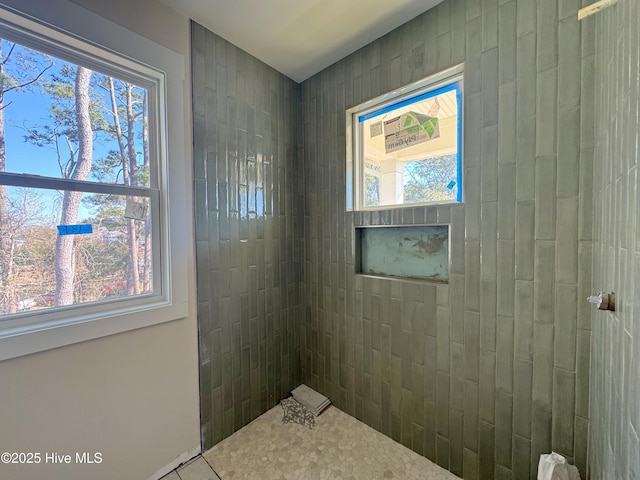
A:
[347,65,463,211]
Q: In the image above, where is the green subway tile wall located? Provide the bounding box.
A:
[191,22,304,450]
[193,0,597,478]
[590,0,640,477]
[300,1,592,478]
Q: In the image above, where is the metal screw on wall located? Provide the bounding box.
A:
[587,292,616,312]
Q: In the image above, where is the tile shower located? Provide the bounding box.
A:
[192,23,304,447]
[590,0,640,478]
[191,0,636,478]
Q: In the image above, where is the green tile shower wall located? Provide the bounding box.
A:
[192,0,596,478]
[300,1,593,479]
[590,0,640,477]
[191,22,304,450]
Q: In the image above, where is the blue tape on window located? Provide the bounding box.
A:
[455,84,463,202]
[447,181,456,190]
[358,82,460,123]
[57,224,93,235]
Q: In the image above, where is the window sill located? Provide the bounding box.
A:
[0,300,188,361]
[351,198,462,212]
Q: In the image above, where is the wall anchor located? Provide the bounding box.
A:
[588,292,616,311]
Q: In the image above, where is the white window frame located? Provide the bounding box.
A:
[0,0,190,361]
[346,64,464,211]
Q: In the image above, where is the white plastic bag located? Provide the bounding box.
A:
[537,452,581,480]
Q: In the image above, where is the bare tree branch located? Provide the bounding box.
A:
[0,43,16,66]
[2,58,54,95]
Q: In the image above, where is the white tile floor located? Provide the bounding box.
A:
[164,404,460,480]
[162,456,220,480]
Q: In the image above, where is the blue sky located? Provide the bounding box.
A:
[3,47,118,180]
[2,40,147,223]
[5,89,61,178]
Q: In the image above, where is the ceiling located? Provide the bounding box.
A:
[159,0,444,82]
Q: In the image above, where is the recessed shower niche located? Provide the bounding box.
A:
[355,224,449,282]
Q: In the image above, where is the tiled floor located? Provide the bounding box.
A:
[161,456,220,480]
[164,404,459,480]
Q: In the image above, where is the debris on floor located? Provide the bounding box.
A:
[291,383,331,416]
[280,397,315,429]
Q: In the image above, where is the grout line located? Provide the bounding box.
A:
[201,454,222,480]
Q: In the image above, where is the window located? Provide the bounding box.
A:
[347,65,463,210]
[0,40,159,316]
[0,1,189,360]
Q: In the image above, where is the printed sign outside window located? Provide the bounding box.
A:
[370,121,383,137]
[383,111,440,153]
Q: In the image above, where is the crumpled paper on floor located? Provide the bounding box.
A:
[538,452,581,480]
